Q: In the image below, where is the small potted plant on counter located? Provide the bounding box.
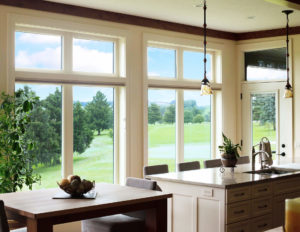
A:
[218,133,241,167]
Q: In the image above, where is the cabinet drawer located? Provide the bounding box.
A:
[251,214,272,232]
[226,220,250,232]
[274,177,300,195]
[252,182,272,198]
[251,197,272,217]
[227,201,251,224]
[227,186,251,203]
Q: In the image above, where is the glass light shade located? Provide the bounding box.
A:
[201,84,212,96]
[284,88,293,98]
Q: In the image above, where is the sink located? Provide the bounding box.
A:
[244,167,296,175]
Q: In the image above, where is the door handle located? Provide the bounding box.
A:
[278,152,286,157]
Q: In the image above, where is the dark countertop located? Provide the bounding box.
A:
[147,164,300,189]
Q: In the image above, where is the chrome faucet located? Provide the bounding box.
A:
[252,147,272,171]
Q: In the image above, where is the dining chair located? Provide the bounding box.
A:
[143,164,169,177]
[0,200,26,232]
[237,156,250,165]
[81,177,158,232]
[203,159,222,168]
[177,161,200,172]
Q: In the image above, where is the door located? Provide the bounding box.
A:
[242,82,293,165]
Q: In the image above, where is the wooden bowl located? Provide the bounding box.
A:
[57,179,95,197]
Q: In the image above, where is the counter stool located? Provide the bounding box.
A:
[177,161,200,172]
[203,159,222,168]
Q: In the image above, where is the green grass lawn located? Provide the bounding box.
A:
[28,122,276,190]
[30,130,113,190]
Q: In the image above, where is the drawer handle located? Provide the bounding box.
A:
[257,223,267,228]
[234,210,245,214]
[257,188,268,192]
[258,204,268,209]
[234,193,245,197]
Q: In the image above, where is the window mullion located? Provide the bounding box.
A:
[177,48,183,81]
[114,87,120,184]
[64,32,73,73]
[62,84,73,178]
[176,89,184,167]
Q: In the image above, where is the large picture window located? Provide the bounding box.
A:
[13,23,124,188]
[146,41,218,169]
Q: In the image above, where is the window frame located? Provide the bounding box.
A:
[144,34,222,169]
[9,15,128,185]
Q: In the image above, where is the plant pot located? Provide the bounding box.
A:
[221,153,237,167]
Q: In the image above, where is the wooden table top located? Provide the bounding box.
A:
[0,183,172,220]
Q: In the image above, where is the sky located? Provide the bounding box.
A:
[15,31,213,106]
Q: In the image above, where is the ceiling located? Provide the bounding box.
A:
[46,0,300,33]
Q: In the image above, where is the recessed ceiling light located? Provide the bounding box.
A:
[248,16,256,19]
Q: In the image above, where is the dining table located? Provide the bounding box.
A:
[0,182,172,232]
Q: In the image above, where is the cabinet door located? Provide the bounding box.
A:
[273,191,300,228]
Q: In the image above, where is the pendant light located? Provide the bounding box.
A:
[283,10,293,98]
[200,0,212,96]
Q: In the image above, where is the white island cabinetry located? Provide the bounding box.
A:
[149,165,300,232]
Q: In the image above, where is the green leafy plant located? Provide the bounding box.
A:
[0,90,40,193]
[218,133,241,158]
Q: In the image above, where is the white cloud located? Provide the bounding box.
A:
[17,33,61,44]
[73,45,113,73]
[15,47,61,69]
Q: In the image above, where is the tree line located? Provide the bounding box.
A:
[22,86,113,167]
[251,94,276,130]
[148,100,211,124]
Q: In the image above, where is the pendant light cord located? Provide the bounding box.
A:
[203,0,207,82]
[283,10,293,89]
[286,12,290,87]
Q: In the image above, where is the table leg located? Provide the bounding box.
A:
[27,218,53,232]
[146,199,168,232]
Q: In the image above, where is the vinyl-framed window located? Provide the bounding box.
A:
[9,15,127,188]
[144,37,222,171]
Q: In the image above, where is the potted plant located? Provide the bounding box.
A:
[218,133,241,167]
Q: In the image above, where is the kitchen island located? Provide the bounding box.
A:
[147,164,300,232]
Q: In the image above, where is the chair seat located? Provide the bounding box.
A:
[82,214,145,232]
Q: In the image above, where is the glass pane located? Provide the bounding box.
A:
[15,31,62,70]
[73,38,114,74]
[147,47,176,78]
[15,83,62,189]
[184,91,211,165]
[183,51,212,80]
[148,89,176,171]
[251,93,277,153]
[245,48,286,81]
[73,86,114,183]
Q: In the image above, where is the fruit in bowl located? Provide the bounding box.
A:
[58,175,95,197]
